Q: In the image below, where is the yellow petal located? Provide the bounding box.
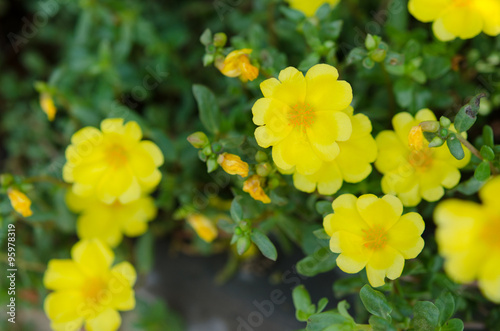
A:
[432,18,456,41]
[332,231,372,273]
[478,254,500,303]
[375,130,409,174]
[396,183,421,207]
[124,121,142,142]
[387,212,425,259]
[408,0,451,22]
[50,319,84,331]
[71,240,114,277]
[140,141,164,167]
[295,161,343,195]
[77,211,123,248]
[366,246,405,286]
[356,194,402,229]
[44,260,85,290]
[305,65,352,112]
[326,194,369,237]
[441,6,483,39]
[44,291,84,323]
[475,0,500,36]
[101,118,125,135]
[260,67,306,106]
[306,111,352,162]
[95,168,134,203]
[85,308,121,331]
[272,129,323,174]
[479,176,500,207]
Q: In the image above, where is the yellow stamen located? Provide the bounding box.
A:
[362,225,388,250]
[288,103,315,130]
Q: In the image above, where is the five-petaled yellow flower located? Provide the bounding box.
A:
[252,64,353,175]
[63,118,164,204]
[43,239,136,331]
[286,0,340,17]
[217,152,250,177]
[66,190,157,247]
[187,214,218,243]
[435,176,500,303]
[375,109,470,207]
[7,188,33,217]
[217,49,259,82]
[291,107,377,195]
[243,175,271,204]
[40,93,57,121]
[324,194,425,287]
[408,0,500,41]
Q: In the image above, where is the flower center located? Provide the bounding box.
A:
[362,225,388,250]
[288,103,315,130]
[82,277,107,303]
[106,144,128,168]
[452,0,472,7]
[408,126,433,170]
[480,216,500,250]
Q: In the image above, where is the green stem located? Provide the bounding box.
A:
[456,135,499,175]
[354,324,372,331]
[25,176,69,187]
[381,63,396,117]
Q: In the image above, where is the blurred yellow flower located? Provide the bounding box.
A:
[292,107,377,195]
[43,239,136,331]
[66,190,157,247]
[63,118,164,204]
[324,194,425,287]
[7,188,33,217]
[243,175,271,204]
[40,93,57,121]
[217,152,249,177]
[375,109,470,207]
[408,0,500,41]
[187,214,218,243]
[217,49,259,82]
[286,0,340,17]
[252,64,353,175]
[435,176,500,303]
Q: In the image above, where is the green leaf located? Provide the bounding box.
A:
[315,201,333,216]
[456,176,484,195]
[230,198,243,223]
[337,301,352,320]
[333,276,365,297]
[440,318,464,331]
[298,53,320,71]
[360,285,392,320]
[480,145,495,161]
[435,291,455,326]
[394,78,415,109]
[411,301,440,331]
[369,315,397,331]
[313,229,330,240]
[250,230,278,261]
[447,134,465,160]
[317,298,329,313]
[454,105,477,133]
[192,84,221,134]
[306,312,353,331]
[483,125,495,147]
[296,246,337,277]
[200,28,212,46]
[474,161,491,181]
[421,55,451,80]
[293,285,314,321]
[136,230,154,274]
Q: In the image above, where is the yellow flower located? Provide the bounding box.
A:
[408,0,500,41]
[286,0,340,17]
[375,109,470,207]
[243,175,271,204]
[217,152,249,177]
[435,176,500,303]
[43,239,136,331]
[66,190,157,247]
[40,93,57,121]
[63,118,164,204]
[292,107,377,195]
[187,214,218,243]
[217,49,259,82]
[252,64,353,175]
[7,188,33,217]
[324,194,425,287]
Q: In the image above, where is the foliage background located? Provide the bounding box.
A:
[1,0,500,330]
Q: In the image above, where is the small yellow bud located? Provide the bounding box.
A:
[408,125,426,151]
[40,93,57,121]
[187,214,218,243]
[7,188,33,217]
[217,49,259,82]
[217,153,249,177]
[243,175,271,204]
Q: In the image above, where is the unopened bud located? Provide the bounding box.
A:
[187,131,209,149]
[420,121,440,133]
[213,32,227,47]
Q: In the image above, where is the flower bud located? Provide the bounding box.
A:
[213,32,227,47]
[187,214,218,243]
[187,131,209,149]
[420,120,440,133]
[255,151,268,163]
[256,163,272,177]
[237,236,252,255]
[40,93,56,121]
[428,136,445,148]
[243,175,271,204]
[217,153,249,177]
[440,116,451,128]
[8,188,33,217]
